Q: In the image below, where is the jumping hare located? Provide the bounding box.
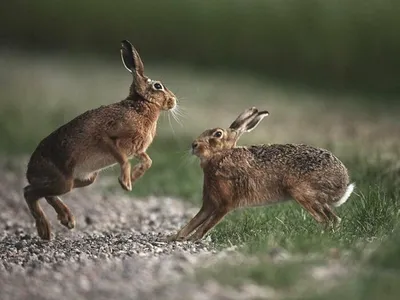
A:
[24,40,177,240]
[169,107,354,241]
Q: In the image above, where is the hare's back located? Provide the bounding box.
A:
[248,144,347,176]
[28,104,130,174]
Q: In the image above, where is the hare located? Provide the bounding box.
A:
[24,40,177,240]
[169,107,354,241]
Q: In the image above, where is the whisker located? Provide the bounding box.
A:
[172,112,183,127]
[171,104,184,127]
[167,112,176,135]
[174,106,188,119]
[177,149,197,169]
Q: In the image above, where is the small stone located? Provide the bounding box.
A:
[14,242,23,250]
[85,216,93,225]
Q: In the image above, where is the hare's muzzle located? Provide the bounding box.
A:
[165,97,176,110]
[191,141,200,155]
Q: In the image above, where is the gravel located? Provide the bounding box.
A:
[0,159,272,300]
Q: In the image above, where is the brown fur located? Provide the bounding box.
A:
[24,40,177,240]
[169,107,354,241]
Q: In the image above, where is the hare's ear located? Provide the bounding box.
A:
[229,107,268,133]
[244,110,269,132]
[120,40,145,76]
[229,107,258,131]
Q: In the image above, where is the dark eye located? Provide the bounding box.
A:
[214,130,223,138]
[153,82,163,90]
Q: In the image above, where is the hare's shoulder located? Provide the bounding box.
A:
[210,148,255,180]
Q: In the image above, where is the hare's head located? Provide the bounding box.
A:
[192,107,269,160]
[120,40,177,111]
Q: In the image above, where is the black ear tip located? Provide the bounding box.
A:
[120,40,132,50]
[259,110,269,116]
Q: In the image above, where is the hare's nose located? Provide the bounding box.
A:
[192,142,199,149]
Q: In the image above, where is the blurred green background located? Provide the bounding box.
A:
[2,0,400,94]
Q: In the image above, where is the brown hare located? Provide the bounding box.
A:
[169,107,354,241]
[24,40,177,240]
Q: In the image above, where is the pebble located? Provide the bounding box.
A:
[0,160,274,300]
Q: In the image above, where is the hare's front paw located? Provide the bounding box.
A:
[118,175,132,191]
[166,233,178,242]
[166,233,186,242]
[187,233,202,242]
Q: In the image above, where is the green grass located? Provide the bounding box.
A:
[198,258,308,289]
[298,229,400,300]
[190,154,400,299]
[209,155,400,251]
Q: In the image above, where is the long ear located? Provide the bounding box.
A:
[230,107,269,131]
[229,107,258,131]
[229,107,269,134]
[120,40,145,76]
[244,110,269,132]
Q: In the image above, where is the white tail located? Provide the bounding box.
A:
[333,183,355,207]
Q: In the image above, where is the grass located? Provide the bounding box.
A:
[191,155,400,298]
[210,154,400,250]
[188,150,400,297]
[298,229,400,300]
[1,52,400,299]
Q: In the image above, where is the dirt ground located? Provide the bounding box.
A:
[0,159,278,300]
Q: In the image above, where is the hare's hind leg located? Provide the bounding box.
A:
[290,187,329,227]
[24,177,73,240]
[24,185,51,240]
[45,196,75,229]
[46,172,99,229]
[45,174,97,231]
[290,184,342,230]
[322,204,341,227]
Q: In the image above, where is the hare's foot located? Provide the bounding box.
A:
[58,213,75,229]
[36,217,52,240]
[187,233,202,242]
[166,233,187,242]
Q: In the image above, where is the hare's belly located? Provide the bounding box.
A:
[73,154,117,179]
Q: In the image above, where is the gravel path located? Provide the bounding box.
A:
[0,160,272,300]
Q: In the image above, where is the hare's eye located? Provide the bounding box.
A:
[153,82,163,90]
[214,131,223,138]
